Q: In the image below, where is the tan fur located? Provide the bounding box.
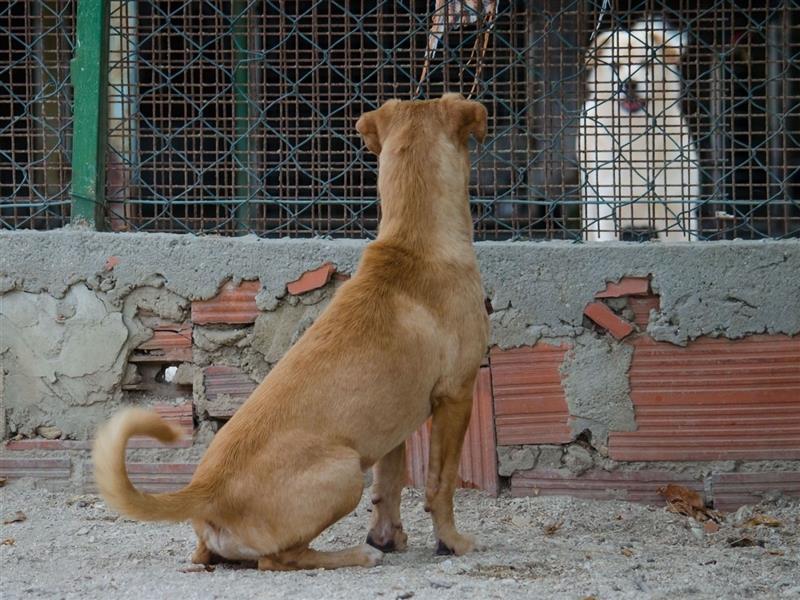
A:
[93,93,490,571]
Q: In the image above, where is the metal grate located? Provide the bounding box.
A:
[4,1,800,240]
[0,0,75,230]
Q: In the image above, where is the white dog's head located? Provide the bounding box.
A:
[585,19,686,115]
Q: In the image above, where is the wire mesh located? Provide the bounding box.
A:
[0,0,75,230]
[4,1,800,240]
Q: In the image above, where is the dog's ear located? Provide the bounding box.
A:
[585,31,613,68]
[356,100,399,156]
[441,94,488,144]
[634,19,686,63]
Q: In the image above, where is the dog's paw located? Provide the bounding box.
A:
[366,526,408,553]
[435,533,476,556]
[358,544,384,567]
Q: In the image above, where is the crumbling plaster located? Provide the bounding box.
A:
[1,230,798,440]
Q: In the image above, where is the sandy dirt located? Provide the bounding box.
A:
[1,478,798,599]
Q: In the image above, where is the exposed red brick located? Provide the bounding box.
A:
[191,280,260,325]
[0,458,71,481]
[595,277,650,298]
[712,472,800,511]
[6,404,193,451]
[609,335,800,461]
[405,367,499,495]
[510,469,703,504]
[405,420,431,489]
[104,256,120,271]
[286,262,336,295]
[6,439,68,450]
[84,462,196,494]
[203,365,257,418]
[490,344,573,445]
[584,301,635,340]
[628,296,660,328]
[130,321,192,363]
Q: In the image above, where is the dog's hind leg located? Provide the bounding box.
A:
[425,387,475,556]
[366,442,408,552]
[255,441,384,571]
[258,544,383,571]
[190,536,223,566]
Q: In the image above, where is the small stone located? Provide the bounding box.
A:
[439,559,465,575]
[36,426,62,440]
[730,505,754,527]
[533,445,563,469]
[395,592,414,600]
[690,524,704,541]
[497,446,538,477]
[563,445,594,476]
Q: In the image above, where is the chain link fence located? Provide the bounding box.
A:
[3,0,800,240]
[1,0,75,230]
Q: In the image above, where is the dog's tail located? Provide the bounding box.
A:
[93,408,207,522]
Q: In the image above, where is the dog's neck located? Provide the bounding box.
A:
[374,137,474,262]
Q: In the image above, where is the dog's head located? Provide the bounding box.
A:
[356,93,487,157]
[586,19,686,114]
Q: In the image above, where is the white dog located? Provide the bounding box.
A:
[579,19,699,241]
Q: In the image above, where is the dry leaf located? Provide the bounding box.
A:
[728,536,764,548]
[1,538,15,546]
[2,511,26,525]
[178,564,215,573]
[621,548,634,557]
[703,521,720,534]
[767,550,785,556]
[0,477,7,487]
[543,520,563,536]
[658,484,721,523]
[659,484,704,511]
[744,514,781,528]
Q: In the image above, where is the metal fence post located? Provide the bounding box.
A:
[70,0,110,229]
[233,0,252,234]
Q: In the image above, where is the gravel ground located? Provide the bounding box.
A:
[1,478,798,599]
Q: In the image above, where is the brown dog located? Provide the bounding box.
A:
[93,93,489,571]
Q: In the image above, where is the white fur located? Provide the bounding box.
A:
[579,19,699,241]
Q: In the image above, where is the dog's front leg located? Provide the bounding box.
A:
[425,390,475,556]
[366,442,408,552]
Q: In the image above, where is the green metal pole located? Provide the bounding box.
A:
[70,0,110,229]
[232,0,251,234]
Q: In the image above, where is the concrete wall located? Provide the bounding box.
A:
[1,230,798,506]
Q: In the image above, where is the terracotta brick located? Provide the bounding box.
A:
[511,468,703,504]
[490,344,573,445]
[628,296,660,328]
[203,365,257,418]
[584,301,635,340]
[83,462,196,493]
[712,472,800,511]
[130,321,192,363]
[191,280,260,324]
[104,256,120,271]
[405,367,498,495]
[286,262,336,295]
[595,277,650,298]
[0,457,71,481]
[609,335,800,461]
